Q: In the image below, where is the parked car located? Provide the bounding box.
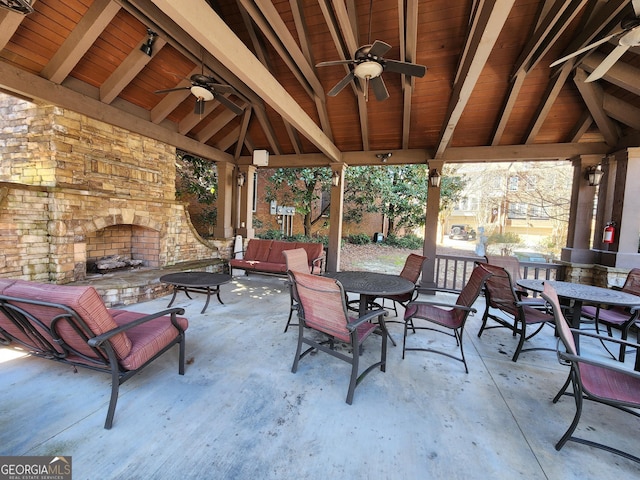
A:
[449,224,476,241]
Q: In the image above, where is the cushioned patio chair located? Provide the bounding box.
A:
[0,281,187,429]
[581,268,640,362]
[477,262,554,362]
[541,282,640,463]
[402,265,491,373]
[288,270,388,405]
[282,248,310,333]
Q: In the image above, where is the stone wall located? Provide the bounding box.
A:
[0,94,223,285]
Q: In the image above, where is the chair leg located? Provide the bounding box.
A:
[456,328,469,374]
[555,374,583,452]
[105,366,121,430]
[553,373,573,403]
[346,342,360,405]
[291,325,304,373]
[512,323,527,362]
[477,309,490,338]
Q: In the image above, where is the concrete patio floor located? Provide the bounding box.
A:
[1,273,639,479]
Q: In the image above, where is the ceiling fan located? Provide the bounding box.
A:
[550,0,640,82]
[316,40,426,101]
[155,73,244,116]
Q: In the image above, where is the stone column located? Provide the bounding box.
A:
[213,161,234,238]
[326,164,345,272]
[421,160,443,290]
[599,147,640,269]
[561,154,602,264]
[237,165,256,239]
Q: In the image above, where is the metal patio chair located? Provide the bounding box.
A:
[282,248,310,333]
[541,282,640,463]
[288,270,388,405]
[402,265,491,373]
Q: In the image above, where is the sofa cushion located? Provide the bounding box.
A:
[244,239,272,262]
[2,281,132,360]
[0,278,17,294]
[296,242,324,265]
[110,310,188,371]
[267,241,295,264]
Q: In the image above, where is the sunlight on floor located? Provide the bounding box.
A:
[0,348,28,364]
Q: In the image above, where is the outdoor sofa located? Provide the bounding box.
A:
[0,278,188,429]
[229,239,324,276]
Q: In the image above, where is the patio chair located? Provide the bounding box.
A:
[477,263,554,362]
[402,265,491,373]
[541,282,640,463]
[282,248,310,333]
[375,254,428,317]
[581,268,640,362]
[484,255,545,306]
[288,270,388,405]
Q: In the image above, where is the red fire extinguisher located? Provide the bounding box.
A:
[602,222,615,244]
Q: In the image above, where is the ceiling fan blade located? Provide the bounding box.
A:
[154,87,190,94]
[384,59,427,78]
[633,0,640,17]
[585,44,629,82]
[368,40,392,58]
[206,83,235,94]
[327,71,355,97]
[216,94,244,116]
[370,76,389,101]
[316,60,355,68]
[549,33,618,67]
[194,98,205,115]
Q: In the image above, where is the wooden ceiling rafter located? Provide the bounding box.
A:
[0,0,34,50]
[573,68,620,146]
[400,0,418,150]
[435,0,516,158]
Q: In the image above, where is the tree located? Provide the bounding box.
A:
[264,164,466,237]
[175,152,218,234]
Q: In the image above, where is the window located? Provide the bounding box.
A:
[507,202,527,219]
[508,176,519,191]
[525,176,537,191]
[529,204,549,219]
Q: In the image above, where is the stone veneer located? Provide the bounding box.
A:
[0,94,228,303]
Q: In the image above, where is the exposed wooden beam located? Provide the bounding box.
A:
[401,0,419,149]
[0,1,36,50]
[581,52,640,96]
[234,108,252,159]
[41,0,120,84]
[568,110,594,142]
[491,71,525,145]
[603,93,640,131]
[100,36,167,104]
[195,108,238,143]
[0,60,233,162]
[150,0,341,162]
[573,68,619,146]
[524,62,573,143]
[435,0,516,158]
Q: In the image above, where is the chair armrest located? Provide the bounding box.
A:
[88,307,186,348]
[418,287,462,295]
[558,349,640,380]
[406,300,475,313]
[232,249,247,257]
[568,327,640,349]
[347,308,387,331]
[310,256,324,274]
[516,299,549,308]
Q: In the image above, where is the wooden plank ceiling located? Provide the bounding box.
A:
[0,0,638,169]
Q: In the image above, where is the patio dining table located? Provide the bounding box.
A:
[516,279,640,358]
[323,271,415,316]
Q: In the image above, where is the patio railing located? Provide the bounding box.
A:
[431,254,563,291]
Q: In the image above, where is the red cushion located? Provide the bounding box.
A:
[111,310,188,371]
[296,242,324,264]
[244,239,272,262]
[2,281,132,360]
[267,241,295,264]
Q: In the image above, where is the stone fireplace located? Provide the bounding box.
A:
[0,94,228,304]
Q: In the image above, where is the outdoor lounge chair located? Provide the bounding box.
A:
[288,270,388,405]
[282,248,311,332]
[484,254,545,305]
[541,282,640,463]
[477,262,554,362]
[402,265,491,373]
[581,268,640,362]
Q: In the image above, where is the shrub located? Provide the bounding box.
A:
[385,234,423,250]
[257,230,284,240]
[347,233,371,245]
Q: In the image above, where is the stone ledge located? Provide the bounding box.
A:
[67,258,227,307]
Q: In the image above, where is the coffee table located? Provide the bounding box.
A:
[160,272,231,313]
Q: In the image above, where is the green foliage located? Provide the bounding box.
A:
[256,231,329,248]
[385,234,423,250]
[175,151,218,227]
[257,230,285,240]
[347,233,371,245]
[486,231,521,255]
